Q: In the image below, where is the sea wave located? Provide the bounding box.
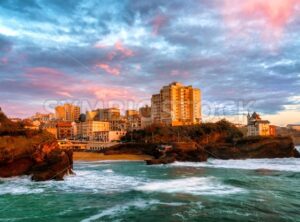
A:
[81,199,160,222]
[135,177,244,195]
[60,169,146,193]
[81,198,202,222]
[171,158,300,172]
[0,177,44,195]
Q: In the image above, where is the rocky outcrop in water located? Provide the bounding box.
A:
[108,137,299,165]
[117,120,300,165]
[205,136,300,160]
[0,135,73,181]
[0,110,73,181]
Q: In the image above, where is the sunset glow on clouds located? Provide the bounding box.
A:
[95,63,120,76]
[0,0,300,125]
[223,0,299,44]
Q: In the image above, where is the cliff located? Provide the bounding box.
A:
[0,110,73,181]
[116,120,300,165]
[205,136,300,160]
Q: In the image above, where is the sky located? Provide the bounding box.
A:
[0,0,300,126]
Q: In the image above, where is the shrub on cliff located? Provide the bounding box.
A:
[123,119,243,144]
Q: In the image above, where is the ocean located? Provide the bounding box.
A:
[0,146,299,222]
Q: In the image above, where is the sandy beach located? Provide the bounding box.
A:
[73,151,153,161]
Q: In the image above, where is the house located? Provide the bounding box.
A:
[247,112,270,137]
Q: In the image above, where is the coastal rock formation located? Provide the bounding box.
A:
[0,135,73,181]
[146,143,208,165]
[0,110,73,181]
[117,120,300,165]
[205,136,300,160]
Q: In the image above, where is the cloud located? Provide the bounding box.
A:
[95,63,120,76]
[114,40,134,57]
[222,0,300,44]
[0,0,299,122]
[151,14,168,35]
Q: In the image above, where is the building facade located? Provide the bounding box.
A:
[247,112,270,137]
[287,124,300,131]
[55,104,80,122]
[57,122,74,140]
[139,105,151,118]
[76,121,110,140]
[93,131,127,142]
[151,82,201,126]
[98,108,121,121]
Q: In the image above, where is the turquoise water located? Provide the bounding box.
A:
[0,148,300,221]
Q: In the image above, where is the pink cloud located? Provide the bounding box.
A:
[170,70,189,77]
[1,57,8,64]
[57,91,73,98]
[94,43,108,49]
[152,14,168,35]
[25,67,65,78]
[94,40,134,60]
[24,67,74,98]
[114,41,134,57]
[3,66,149,117]
[95,63,120,76]
[223,0,300,44]
[86,86,137,101]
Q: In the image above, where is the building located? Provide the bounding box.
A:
[127,117,141,131]
[93,131,127,142]
[139,105,151,118]
[109,119,127,131]
[139,106,152,129]
[86,110,98,121]
[41,121,58,138]
[98,108,121,121]
[76,121,110,140]
[125,109,141,131]
[247,112,270,137]
[287,124,300,131]
[57,122,74,140]
[31,112,55,122]
[55,103,80,122]
[126,110,139,118]
[141,116,152,129]
[151,82,201,126]
[269,125,277,136]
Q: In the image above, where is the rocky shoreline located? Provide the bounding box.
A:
[0,111,73,181]
[0,135,73,181]
[106,136,300,165]
[1,111,299,180]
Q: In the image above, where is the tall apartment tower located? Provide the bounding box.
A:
[55,103,80,122]
[151,82,201,126]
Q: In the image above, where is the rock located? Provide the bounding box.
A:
[0,109,73,181]
[0,135,73,181]
[146,146,208,165]
[0,158,33,177]
[146,156,176,165]
[31,150,73,181]
[205,136,300,159]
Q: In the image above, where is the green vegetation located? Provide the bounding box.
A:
[123,119,243,144]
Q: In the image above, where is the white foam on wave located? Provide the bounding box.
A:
[135,177,244,195]
[0,162,245,197]
[103,169,114,173]
[81,199,160,222]
[60,169,146,193]
[296,145,300,152]
[171,158,300,172]
[81,199,200,222]
[0,177,44,195]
